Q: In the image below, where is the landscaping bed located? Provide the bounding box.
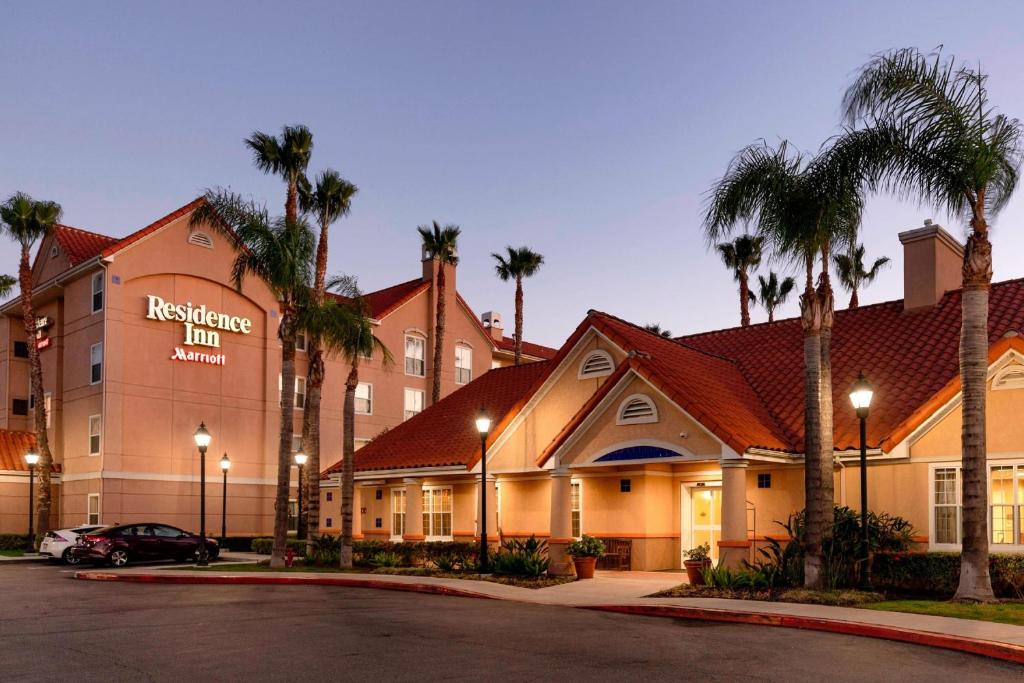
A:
[650,584,883,606]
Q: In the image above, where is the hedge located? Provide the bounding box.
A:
[873,552,1024,598]
[0,534,28,550]
[250,538,308,556]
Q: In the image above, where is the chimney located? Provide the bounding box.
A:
[481,311,504,341]
[422,243,457,293]
[898,219,964,310]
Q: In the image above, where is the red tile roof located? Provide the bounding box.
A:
[322,361,549,476]
[0,429,58,473]
[99,198,206,258]
[51,225,119,266]
[494,335,558,360]
[328,278,430,320]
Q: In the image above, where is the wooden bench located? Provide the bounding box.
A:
[596,538,631,570]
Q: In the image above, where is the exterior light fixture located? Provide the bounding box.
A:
[476,406,491,573]
[219,453,230,543]
[294,451,308,540]
[194,422,211,566]
[848,371,873,590]
[24,450,39,552]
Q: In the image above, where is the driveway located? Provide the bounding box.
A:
[1,563,1019,681]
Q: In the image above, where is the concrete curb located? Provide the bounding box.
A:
[74,571,1024,666]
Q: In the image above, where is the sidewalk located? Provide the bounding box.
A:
[75,567,1024,665]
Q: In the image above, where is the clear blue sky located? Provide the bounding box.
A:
[4,1,1024,346]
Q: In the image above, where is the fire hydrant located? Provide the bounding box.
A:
[285,547,295,567]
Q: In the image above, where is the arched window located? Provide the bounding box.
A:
[616,394,658,425]
[188,231,214,249]
[578,350,614,378]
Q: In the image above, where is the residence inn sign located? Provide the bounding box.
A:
[145,294,253,365]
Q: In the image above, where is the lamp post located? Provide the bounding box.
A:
[849,371,874,591]
[193,422,212,566]
[24,450,39,552]
[294,451,308,540]
[219,453,231,544]
[475,407,491,574]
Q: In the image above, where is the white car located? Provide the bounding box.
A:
[39,525,104,564]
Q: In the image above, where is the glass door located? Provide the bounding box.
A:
[682,484,722,564]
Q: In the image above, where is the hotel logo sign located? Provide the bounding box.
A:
[145,295,253,365]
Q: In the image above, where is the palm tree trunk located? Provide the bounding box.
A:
[953,223,995,602]
[800,253,825,588]
[271,306,298,569]
[18,246,53,537]
[849,288,859,309]
[514,276,524,366]
[301,345,323,552]
[817,245,836,586]
[739,269,751,327]
[431,266,446,404]
[767,306,775,324]
[339,361,359,569]
[285,178,298,225]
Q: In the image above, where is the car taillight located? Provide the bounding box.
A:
[82,534,104,546]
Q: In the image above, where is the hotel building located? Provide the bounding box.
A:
[327,221,1024,572]
[0,198,554,535]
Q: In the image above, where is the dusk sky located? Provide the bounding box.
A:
[4,2,1024,347]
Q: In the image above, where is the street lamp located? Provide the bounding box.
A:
[475,407,491,573]
[24,450,39,552]
[219,453,231,544]
[294,451,308,540]
[849,371,874,591]
[193,422,212,566]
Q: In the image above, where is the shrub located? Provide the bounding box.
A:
[306,535,341,566]
[491,536,550,577]
[872,552,1024,598]
[250,537,307,556]
[0,534,28,551]
[218,536,261,552]
[567,535,605,558]
[369,551,402,568]
[683,543,711,563]
[702,563,773,590]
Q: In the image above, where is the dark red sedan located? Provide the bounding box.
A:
[71,523,219,567]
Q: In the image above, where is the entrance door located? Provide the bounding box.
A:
[682,484,722,564]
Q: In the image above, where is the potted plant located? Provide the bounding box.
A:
[683,543,712,585]
[567,535,605,579]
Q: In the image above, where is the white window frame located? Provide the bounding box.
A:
[89,414,102,456]
[391,488,407,541]
[296,331,307,353]
[288,499,298,533]
[422,485,453,541]
[87,493,100,525]
[929,460,1024,551]
[355,383,373,415]
[578,350,614,379]
[616,393,659,425]
[405,335,426,377]
[571,480,582,539]
[91,271,104,313]
[403,388,425,421]
[279,375,306,409]
[89,343,103,385]
[455,345,472,385]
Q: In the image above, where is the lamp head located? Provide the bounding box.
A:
[849,371,873,418]
[294,451,308,467]
[219,453,231,471]
[475,406,491,436]
[24,450,40,467]
[193,422,212,451]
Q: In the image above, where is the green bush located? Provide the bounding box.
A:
[0,534,28,550]
[369,551,402,568]
[702,562,774,590]
[491,536,550,577]
[250,537,307,556]
[305,535,341,566]
[348,540,479,568]
[873,552,1024,598]
[683,543,711,562]
[567,535,605,558]
[217,536,261,552]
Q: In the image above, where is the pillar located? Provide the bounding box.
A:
[477,476,499,544]
[403,478,424,541]
[548,468,574,576]
[719,459,751,568]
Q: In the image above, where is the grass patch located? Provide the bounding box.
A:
[0,549,25,557]
[861,600,1024,626]
[650,584,882,606]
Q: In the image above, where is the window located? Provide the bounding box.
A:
[13,341,28,358]
[579,350,614,378]
[571,482,582,539]
[757,473,772,489]
[291,434,303,454]
[355,383,372,415]
[326,491,333,502]
[91,272,104,313]
[325,517,333,528]
[616,394,658,425]
[279,376,306,409]
[404,388,425,420]
[405,335,425,376]
[12,399,27,416]
[933,468,960,545]
[931,463,1024,547]
[187,231,214,249]
[391,489,407,541]
[288,499,298,533]
[90,343,103,384]
[87,494,100,525]
[422,487,453,540]
[375,517,383,528]
[296,331,307,352]
[89,415,101,455]
[620,479,631,493]
[990,465,1021,545]
[375,489,383,500]
[455,346,472,384]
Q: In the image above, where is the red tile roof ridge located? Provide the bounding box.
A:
[587,307,747,366]
[53,223,118,241]
[101,197,206,258]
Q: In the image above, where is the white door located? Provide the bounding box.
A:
[681,484,722,564]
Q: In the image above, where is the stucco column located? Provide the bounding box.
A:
[403,478,424,541]
[719,459,751,568]
[548,468,574,576]
[352,485,362,539]
[477,476,499,543]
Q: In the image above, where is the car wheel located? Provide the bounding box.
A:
[108,549,130,567]
[62,548,81,565]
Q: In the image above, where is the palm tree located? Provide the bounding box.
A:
[417,222,460,404]
[191,191,316,569]
[1,193,62,537]
[491,246,545,365]
[842,48,1022,602]
[245,125,314,223]
[833,243,890,308]
[310,276,392,568]
[757,272,796,322]
[704,140,862,587]
[298,170,358,548]
[716,234,763,327]
[643,323,673,338]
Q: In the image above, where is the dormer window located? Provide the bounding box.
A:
[578,350,614,379]
[616,394,658,425]
[188,231,214,249]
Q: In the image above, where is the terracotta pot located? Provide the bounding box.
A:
[684,559,710,585]
[572,555,598,579]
